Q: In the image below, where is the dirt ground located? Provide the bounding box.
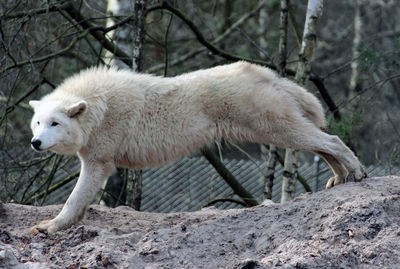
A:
[1,176,400,269]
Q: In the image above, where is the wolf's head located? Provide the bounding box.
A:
[29,99,88,155]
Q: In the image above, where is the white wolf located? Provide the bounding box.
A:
[29,62,366,234]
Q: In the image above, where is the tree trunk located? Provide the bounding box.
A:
[281,149,298,202]
[278,0,289,77]
[263,145,278,200]
[281,0,297,203]
[100,0,146,210]
[131,0,146,72]
[349,0,362,103]
[126,170,143,210]
[258,2,268,55]
[125,0,146,211]
[281,0,324,203]
[100,0,132,207]
[258,2,280,201]
[220,0,232,50]
[103,0,136,68]
[271,0,290,202]
[295,0,324,84]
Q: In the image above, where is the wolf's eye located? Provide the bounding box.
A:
[37,121,40,125]
[51,121,59,127]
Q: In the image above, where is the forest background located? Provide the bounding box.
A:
[1,0,399,208]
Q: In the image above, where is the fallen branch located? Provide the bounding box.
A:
[204,198,248,208]
[201,147,259,207]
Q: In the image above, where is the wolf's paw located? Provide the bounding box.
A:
[30,219,60,235]
[346,168,367,183]
[326,175,346,189]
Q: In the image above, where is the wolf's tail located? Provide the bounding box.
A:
[281,76,326,129]
[296,89,326,130]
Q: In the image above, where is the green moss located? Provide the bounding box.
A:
[328,112,363,143]
[358,44,384,68]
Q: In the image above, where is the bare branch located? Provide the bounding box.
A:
[147,1,341,120]
[146,1,274,68]
[62,3,133,67]
[204,198,248,208]
[201,147,259,207]
[147,0,266,73]
[26,169,80,204]
[0,31,88,75]
[0,3,70,20]
[0,74,53,124]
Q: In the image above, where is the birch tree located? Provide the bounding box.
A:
[260,0,289,201]
[267,0,289,201]
[258,3,274,201]
[281,0,324,202]
[100,0,132,207]
[126,0,146,211]
[101,0,146,210]
[349,0,363,104]
[103,0,133,68]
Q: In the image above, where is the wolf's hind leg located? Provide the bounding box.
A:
[266,124,366,186]
[322,134,367,182]
[315,152,348,189]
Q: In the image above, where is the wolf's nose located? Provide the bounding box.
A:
[31,139,42,150]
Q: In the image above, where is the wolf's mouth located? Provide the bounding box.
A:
[31,145,43,152]
[31,144,57,152]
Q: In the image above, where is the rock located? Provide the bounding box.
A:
[0,245,24,269]
[1,177,400,268]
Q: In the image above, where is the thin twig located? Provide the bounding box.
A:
[146,1,341,120]
[0,2,70,20]
[63,3,133,67]
[40,155,63,205]
[0,78,45,124]
[164,14,173,77]
[237,27,273,62]
[146,0,266,73]
[20,156,53,203]
[26,170,80,204]
[146,1,275,68]
[0,30,88,74]
[204,198,248,208]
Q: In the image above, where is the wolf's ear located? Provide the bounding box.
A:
[29,100,40,110]
[66,101,88,118]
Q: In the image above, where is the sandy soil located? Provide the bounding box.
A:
[1,176,400,268]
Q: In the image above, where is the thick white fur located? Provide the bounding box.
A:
[29,62,366,234]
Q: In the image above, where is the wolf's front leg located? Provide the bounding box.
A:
[30,159,114,234]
